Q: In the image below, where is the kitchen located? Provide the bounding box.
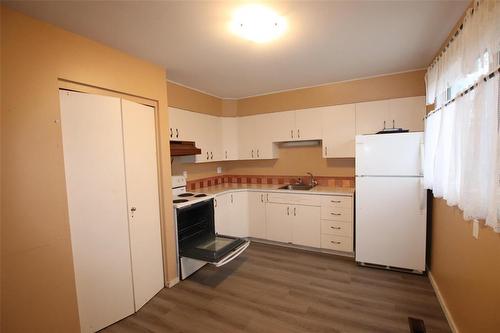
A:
[1,1,499,333]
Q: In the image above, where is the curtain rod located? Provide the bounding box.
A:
[429,0,481,69]
[425,66,500,119]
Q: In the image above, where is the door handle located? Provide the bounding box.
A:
[297,129,300,138]
[231,194,233,203]
[260,194,263,203]
[170,128,173,138]
[266,193,269,202]
[383,120,386,129]
[287,206,290,215]
[214,199,217,207]
[330,241,341,245]
[293,207,296,216]
[324,146,328,156]
[291,129,294,138]
[210,151,213,160]
[330,213,341,216]
[257,149,259,158]
[206,152,209,160]
[176,128,179,138]
[225,150,228,159]
[331,200,341,203]
[130,207,136,218]
[251,149,254,158]
[392,119,395,129]
[330,226,341,230]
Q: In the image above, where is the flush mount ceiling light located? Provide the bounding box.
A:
[230,4,287,43]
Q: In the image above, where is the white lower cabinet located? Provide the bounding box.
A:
[248,192,267,239]
[266,203,292,243]
[291,205,321,248]
[215,192,249,237]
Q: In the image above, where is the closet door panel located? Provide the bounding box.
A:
[59,90,134,333]
[121,100,164,310]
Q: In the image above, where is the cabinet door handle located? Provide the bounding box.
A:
[251,149,254,158]
[266,193,269,202]
[330,241,341,245]
[176,128,179,138]
[331,200,341,203]
[291,130,294,138]
[330,226,341,230]
[206,152,209,160]
[260,194,263,203]
[297,129,300,138]
[211,151,213,160]
[383,120,386,129]
[330,213,341,216]
[287,206,290,215]
[214,199,217,207]
[293,207,296,216]
[392,119,395,129]
[325,146,328,156]
[231,194,233,203]
[225,150,228,159]
[257,149,259,158]
[170,128,173,138]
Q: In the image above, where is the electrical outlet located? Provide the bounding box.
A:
[216,167,222,174]
[182,171,188,178]
[472,219,479,239]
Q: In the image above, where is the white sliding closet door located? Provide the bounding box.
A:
[121,99,164,310]
[59,91,134,332]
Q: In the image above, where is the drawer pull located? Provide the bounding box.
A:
[330,226,341,230]
[331,200,341,203]
[330,213,341,216]
[330,241,341,245]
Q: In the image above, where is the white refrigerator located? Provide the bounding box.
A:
[355,132,427,273]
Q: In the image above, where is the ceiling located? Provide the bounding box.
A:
[4,1,469,99]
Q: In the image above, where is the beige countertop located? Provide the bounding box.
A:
[194,183,354,196]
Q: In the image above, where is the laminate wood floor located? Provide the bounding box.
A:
[102,242,450,333]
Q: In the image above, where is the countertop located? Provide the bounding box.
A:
[194,183,355,196]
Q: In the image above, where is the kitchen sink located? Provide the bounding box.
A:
[278,184,315,191]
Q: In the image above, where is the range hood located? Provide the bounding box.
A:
[170,141,201,156]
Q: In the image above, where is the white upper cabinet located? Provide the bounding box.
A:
[194,113,221,163]
[295,108,322,141]
[221,117,239,161]
[388,96,425,132]
[238,114,278,160]
[168,107,199,141]
[356,96,425,134]
[270,111,295,141]
[237,115,256,160]
[322,104,356,158]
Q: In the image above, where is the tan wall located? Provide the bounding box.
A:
[237,70,426,115]
[167,81,222,116]
[1,7,176,332]
[170,70,425,180]
[225,145,354,177]
[430,199,500,333]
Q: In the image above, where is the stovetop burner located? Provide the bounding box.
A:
[173,199,189,203]
[194,193,207,197]
[178,193,194,197]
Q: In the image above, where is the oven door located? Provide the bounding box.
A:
[179,236,250,279]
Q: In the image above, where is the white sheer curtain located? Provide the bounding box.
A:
[424,0,500,232]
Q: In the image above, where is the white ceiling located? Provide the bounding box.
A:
[4,1,469,99]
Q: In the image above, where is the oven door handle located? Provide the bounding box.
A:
[212,240,250,267]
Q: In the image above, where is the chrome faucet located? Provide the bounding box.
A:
[307,172,318,187]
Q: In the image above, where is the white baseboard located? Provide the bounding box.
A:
[166,277,179,288]
[428,271,459,333]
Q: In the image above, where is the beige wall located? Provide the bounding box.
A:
[170,70,425,180]
[1,7,176,332]
[430,199,500,333]
[167,81,222,116]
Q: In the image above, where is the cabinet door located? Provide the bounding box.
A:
[388,96,425,132]
[194,113,212,163]
[268,111,295,142]
[168,107,197,141]
[253,113,278,159]
[322,104,356,158]
[266,203,292,243]
[214,193,231,235]
[292,205,321,248]
[238,115,255,160]
[248,192,267,239]
[355,100,390,135]
[121,99,164,311]
[208,114,222,162]
[221,117,239,160]
[229,191,249,237]
[295,108,322,141]
[60,91,135,332]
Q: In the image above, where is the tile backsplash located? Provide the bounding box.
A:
[186,174,355,191]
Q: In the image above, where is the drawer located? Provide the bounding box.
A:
[321,195,352,209]
[321,206,352,221]
[321,220,352,237]
[267,192,321,206]
[321,234,353,252]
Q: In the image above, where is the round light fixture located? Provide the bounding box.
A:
[230,4,287,43]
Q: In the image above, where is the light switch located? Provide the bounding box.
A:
[472,219,479,239]
[217,167,222,174]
